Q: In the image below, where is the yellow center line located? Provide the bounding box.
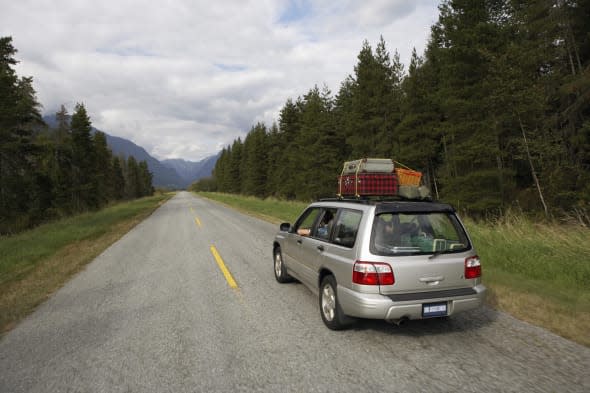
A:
[210,245,238,289]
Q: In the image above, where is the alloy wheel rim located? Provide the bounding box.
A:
[274,253,282,277]
[322,284,336,321]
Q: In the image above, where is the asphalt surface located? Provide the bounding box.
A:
[1,191,588,393]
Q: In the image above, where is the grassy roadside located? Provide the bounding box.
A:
[0,193,172,335]
[466,216,590,346]
[196,192,308,224]
[197,192,590,347]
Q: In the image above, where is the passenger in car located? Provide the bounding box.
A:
[374,216,397,246]
[316,211,334,238]
[297,211,334,238]
[297,228,311,236]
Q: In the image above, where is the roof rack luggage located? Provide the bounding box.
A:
[336,158,431,201]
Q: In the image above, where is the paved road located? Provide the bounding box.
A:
[1,192,588,393]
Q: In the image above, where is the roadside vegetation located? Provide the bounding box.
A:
[1,37,154,235]
[192,1,590,227]
[197,192,308,224]
[466,215,589,346]
[1,36,165,335]
[198,192,590,347]
[0,193,172,335]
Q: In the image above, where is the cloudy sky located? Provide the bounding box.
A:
[1,0,440,162]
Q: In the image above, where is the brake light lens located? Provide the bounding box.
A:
[353,261,395,286]
[465,256,481,279]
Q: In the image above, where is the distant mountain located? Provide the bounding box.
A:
[42,115,218,189]
[162,152,220,185]
[104,134,186,189]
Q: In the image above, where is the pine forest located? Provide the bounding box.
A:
[198,0,590,221]
[0,37,154,234]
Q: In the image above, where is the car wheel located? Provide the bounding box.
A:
[274,247,293,283]
[319,275,353,330]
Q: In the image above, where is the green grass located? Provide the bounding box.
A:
[197,192,590,346]
[0,195,170,287]
[198,192,308,224]
[464,215,590,312]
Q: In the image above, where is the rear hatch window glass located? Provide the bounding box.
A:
[370,212,470,256]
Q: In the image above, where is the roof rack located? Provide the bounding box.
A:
[318,195,433,204]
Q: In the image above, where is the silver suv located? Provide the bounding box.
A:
[273,199,486,330]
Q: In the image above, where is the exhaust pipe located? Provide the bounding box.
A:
[388,317,409,327]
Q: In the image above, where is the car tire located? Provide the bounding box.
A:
[274,247,293,283]
[319,275,354,330]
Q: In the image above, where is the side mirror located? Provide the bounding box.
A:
[280,223,291,232]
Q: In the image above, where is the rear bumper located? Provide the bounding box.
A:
[338,284,486,320]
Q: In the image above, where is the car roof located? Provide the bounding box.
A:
[373,201,455,214]
[311,198,455,214]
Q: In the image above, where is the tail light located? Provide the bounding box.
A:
[465,256,481,279]
[353,261,395,286]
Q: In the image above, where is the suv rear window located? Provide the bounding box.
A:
[370,212,470,256]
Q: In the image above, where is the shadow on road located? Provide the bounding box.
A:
[349,306,498,336]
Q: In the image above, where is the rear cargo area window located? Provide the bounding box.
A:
[371,212,470,255]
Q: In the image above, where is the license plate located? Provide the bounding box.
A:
[422,302,447,318]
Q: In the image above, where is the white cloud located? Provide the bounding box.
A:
[1,0,440,161]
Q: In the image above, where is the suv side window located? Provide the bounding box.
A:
[314,208,338,240]
[332,209,362,248]
[294,207,322,236]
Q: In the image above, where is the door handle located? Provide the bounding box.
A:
[317,245,325,252]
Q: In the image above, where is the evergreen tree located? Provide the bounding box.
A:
[294,86,341,199]
[242,123,268,197]
[395,48,444,196]
[265,122,283,197]
[339,37,405,159]
[213,147,230,193]
[0,36,44,232]
[125,156,140,199]
[423,0,512,213]
[334,76,355,159]
[276,98,302,198]
[531,0,590,210]
[30,132,55,221]
[138,160,154,196]
[228,138,243,194]
[93,131,112,205]
[373,37,404,157]
[345,40,379,157]
[111,156,125,200]
[70,103,97,210]
[51,105,74,212]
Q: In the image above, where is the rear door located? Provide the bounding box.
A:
[321,208,364,290]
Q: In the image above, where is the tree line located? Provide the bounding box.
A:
[194,0,589,219]
[0,37,154,234]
